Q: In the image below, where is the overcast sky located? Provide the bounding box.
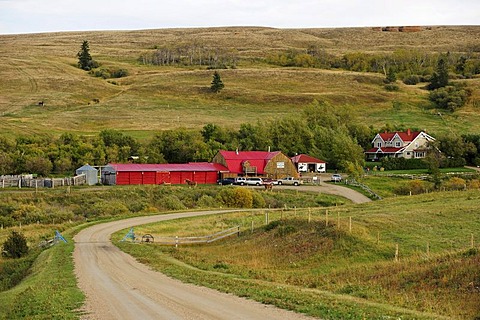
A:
[0,0,478,34]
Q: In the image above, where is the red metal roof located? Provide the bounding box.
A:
[218,150,281,174]
[291,154,326,164]
[105,162,229,172]
[379,129,420,143]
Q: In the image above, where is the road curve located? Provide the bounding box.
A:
[74,210,315,320]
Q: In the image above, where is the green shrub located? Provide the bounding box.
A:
[196,195,218,208]
[216,187,253,208]
[86,201,129,217]
[2,231,29,259]
[384,84,399,91]
[381,157,428,170]
[403,74,420,85]
[429,83,471,111]
[161,195,187,211]
[252,191,266,208]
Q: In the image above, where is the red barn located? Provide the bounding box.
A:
[212,150,298,178]
[101,163,228,185]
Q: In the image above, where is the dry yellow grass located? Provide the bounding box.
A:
[0,26,479,138]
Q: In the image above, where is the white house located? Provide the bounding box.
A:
[290,154,327,173]
[365,129,435,161]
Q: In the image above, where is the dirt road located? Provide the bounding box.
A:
[74,210,316,320]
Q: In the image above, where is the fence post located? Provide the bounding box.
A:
[337,212,340,229]
[325,210,328,227]
[251,220,254,233]
[237,226,240,237]
[471,233,475,249]
[426,242,430,257]
[349,216,352,232]
[175,236,179,248]
[308,207,311,223]
[395,243,399,262]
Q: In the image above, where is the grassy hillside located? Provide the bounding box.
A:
[116,189,480,319]
[1,26,479,139]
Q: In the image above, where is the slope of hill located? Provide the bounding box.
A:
[0,26,479,138]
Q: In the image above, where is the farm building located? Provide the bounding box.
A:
[75,164,98,185]
[101,163,229,185]
[290,154,327,173]
[212,150,298,178]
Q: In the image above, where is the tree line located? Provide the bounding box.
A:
[139,43,238,69]
[2,100,480,178]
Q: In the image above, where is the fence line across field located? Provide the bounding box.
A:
[154,226,241,247]
[0,174,87,189]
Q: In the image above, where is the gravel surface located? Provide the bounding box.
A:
[74,210,317,320]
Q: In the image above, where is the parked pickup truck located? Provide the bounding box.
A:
[277,177,302,186]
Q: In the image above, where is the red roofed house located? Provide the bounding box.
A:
[365,129,435,161]
[212,150,299,178]
[101,162,229,185]
[290,154,327,173]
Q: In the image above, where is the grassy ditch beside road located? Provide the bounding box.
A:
[115,190,480,319]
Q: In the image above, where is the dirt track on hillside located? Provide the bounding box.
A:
[74,210,316,320]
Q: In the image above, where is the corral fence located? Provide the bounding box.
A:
[345,178,382,200]
[0,174,86,189]
[124,226,241,248]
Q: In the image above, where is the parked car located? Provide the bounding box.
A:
[262,178,279,185]
[331,174,342,182]
[218,178,235,185]
[234,177,247,185]
[277,177,302,186]
[245,177,263,186]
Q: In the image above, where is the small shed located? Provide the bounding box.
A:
[290,154,327,173]
[75,164,99,185]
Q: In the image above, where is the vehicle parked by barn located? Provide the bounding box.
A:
[277,177,302,186]
[245,177,263,186]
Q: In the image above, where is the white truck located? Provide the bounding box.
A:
[277,177,302,186]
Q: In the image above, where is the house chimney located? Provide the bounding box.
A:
[268,146,270,152]
[235,148,239,155]
[407,128,411,136]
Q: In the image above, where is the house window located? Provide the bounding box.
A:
[377,142,382,148]
[395,141,401,147]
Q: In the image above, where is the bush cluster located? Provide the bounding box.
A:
[381,157,428,170]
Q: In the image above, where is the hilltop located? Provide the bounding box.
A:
[0,26,479,138]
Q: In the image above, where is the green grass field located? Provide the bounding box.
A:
[115,190,480,319]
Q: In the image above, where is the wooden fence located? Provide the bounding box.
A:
[147,226,240,247]
[0,174,87,189]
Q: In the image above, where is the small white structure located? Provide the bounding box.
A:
[76,164,98,185]
[290,154,327,173]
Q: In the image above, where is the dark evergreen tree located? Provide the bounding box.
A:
[2,231,28,258]
[210,71,224,93]
[77,40,97,71]
[385,67,397,83]
[428,55,449,90]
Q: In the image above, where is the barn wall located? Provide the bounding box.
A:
[264,153,299,178]
[110,170,220,185]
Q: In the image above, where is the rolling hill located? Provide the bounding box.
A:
[0,26,479,139]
